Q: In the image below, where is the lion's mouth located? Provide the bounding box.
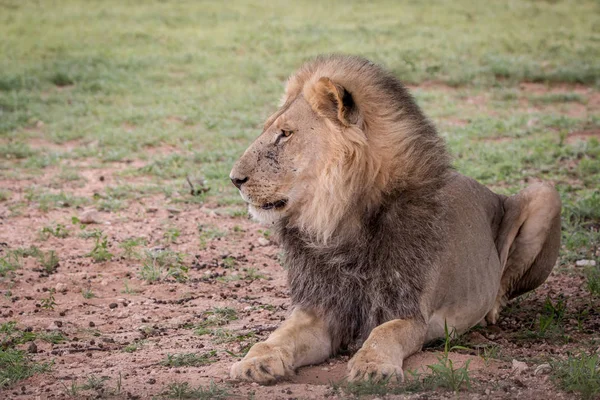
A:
[260,199,288,210]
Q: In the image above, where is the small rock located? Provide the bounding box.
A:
[534,363,552,376]
[147,378,156,385]
[109,303,118,309]
[257,238,270,247]
[166,207,181,215]
[47,322,60,331]
[576,259,596,267]
[89,321,95,327]
[55,283,67,293]
[79,209,102,225]
[27,342,38,354]
[511,359,528,375]
[146,207,158,213]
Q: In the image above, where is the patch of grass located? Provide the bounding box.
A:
[0,142,37,160]
[119,237,147,259]
[39,223,69,240]
[529,93,586,105]
[0,251,21,278]
[25,189,88,212]
[37,250,59,274]
[164,227,181,244]
[585,266,600,297]
[164,380,230,400]
[208,328,256,344]
[0,322,36,348]
[421,322,472,393]
[0,189,11,202]
[139,249,188,283]
[38,331,67,344]
[81,288,95,299]
[123,340,146,353]
[193,307,238,336]
[197,224,226,249]
[161,351,218,367]
[121,279,139,295]
[0,348,52,388]
[551,352,600,400]
[86,233,113,263]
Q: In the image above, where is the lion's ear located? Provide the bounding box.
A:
[309,77,359,126]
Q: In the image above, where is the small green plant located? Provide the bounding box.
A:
[38,331,67,344]
[61,379,81,397]
[38,250,60,274]
[40,290,57,310]
[139,250,187,283]
[197,224,226,249]
[164,380,230,400]
[422,321,472,393]
[164,227,181,244]
[121,279,138,295]
[551,352,600,400]
[39,223,69,240]
[123,340,146,353]
[161,351,218,367]
[119,237,147,259]
[81,288,95,299]
[585,266,600,297]
[80,374,109,391]
[0,251,21,277]
[87,233,113,262]
[480,344,501,366]
[193,307,239,335]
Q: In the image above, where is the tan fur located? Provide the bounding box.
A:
[229,55,561,384]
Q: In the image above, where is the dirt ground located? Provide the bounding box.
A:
[1,84,599,400]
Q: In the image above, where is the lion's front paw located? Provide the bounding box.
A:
[230,343,294,384]
[347,349,403,383]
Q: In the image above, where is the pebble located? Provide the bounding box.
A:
[166,207,181,214]
[534,363,552,376]
[576,259,596,267]
[89,321,95,327]
[511,359,528,375]
[46,322,60,331]
[257,238,270,247]
[79,209,102,224]
[109,303,118,309]
[27,342,38,354]
[55,283,68,293]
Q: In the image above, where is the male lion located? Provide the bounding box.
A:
[229,55,561,384]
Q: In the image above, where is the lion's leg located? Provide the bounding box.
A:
[230,308,332,384]
[486,183,561,324]
[348,319,427,383]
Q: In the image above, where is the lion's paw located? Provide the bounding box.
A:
[230,343,293,384]
[347,350,403,383]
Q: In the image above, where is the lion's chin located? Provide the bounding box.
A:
[248,202,287,225]
[260,199,288,210]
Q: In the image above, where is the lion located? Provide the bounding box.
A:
[228,55,561,384]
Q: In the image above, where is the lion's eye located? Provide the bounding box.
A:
[280,129,293,138]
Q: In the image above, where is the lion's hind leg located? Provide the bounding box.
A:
[486,183,561,325]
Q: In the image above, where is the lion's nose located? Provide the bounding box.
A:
[230,175,249,189]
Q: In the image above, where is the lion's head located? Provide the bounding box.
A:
[230,55,450,242]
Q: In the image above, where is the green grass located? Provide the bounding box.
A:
[164,381,230,400]
[139,249,188,283]
[551,353,600,400]
[0,349,52,388]
[161,351,218,367]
